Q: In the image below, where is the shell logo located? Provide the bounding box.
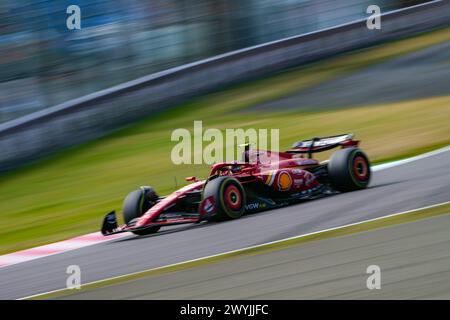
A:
[278,171,292,191]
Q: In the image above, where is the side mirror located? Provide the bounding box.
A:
[185,176,197,182]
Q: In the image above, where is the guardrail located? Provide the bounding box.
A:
[0,0,449,172]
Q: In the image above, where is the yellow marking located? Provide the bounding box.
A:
[278,171,292,191]
[265,171,273,185]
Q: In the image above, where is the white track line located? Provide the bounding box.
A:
[372,146,450,171]
[1,145,449,270]
[19,200,450,300]
[0,232,128,269]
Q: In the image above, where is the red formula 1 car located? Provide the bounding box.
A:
[101,133,371,236]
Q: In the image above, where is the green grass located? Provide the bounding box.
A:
[30,202,450,299]
[1,27,450,255]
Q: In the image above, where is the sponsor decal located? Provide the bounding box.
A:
[265,170,276,186]
[304,171,315,186]
[245,203,260,210]
[277,171,292,191]
[200,196,215,215]
[204,199,214,213]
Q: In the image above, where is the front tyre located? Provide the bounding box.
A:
[328,148,371,192]
[123,187,161,235]
[203,176,246,221]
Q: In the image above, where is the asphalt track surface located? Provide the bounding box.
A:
[250,40,450,111]
[1,149,449,299]
[59,213,450,300]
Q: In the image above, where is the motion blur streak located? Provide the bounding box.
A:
[0,146,447,270]
[0,231,128,268]
[0,0,429,122]
[1,148,449,299]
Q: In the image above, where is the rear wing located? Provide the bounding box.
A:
[286,133,359,157]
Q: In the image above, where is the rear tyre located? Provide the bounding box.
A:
[203,176,246,221]
[123,187,161,235]
[328,148,371,192]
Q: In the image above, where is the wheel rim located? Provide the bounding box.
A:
[353,156,369,181]
[224,185,242,211]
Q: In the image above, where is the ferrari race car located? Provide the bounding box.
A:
[101,133,371,236]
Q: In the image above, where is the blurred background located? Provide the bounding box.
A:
[0,0,449,255]
[0,0,428,122]
[1,0,450,301]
